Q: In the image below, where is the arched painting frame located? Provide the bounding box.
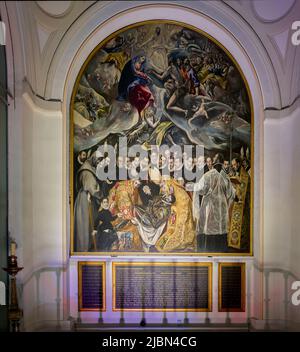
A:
[70,20,253,256]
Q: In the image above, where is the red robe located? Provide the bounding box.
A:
[128,84,154,114]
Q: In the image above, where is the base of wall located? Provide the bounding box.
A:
[23,320,72,332]
[23,319,300,332]
[72,322,250,332]
[250,318,300,331]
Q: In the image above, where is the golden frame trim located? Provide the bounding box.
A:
[78,261,106,312]
[69,19,254,257]
[112,261,212,312]
[218,262,246,312]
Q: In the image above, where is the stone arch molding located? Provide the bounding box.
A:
[58,1,265,262]
[36,1,74,18]
[44,1,281,111]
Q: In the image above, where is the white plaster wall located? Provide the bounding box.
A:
[264,105,300,276]
[17,93,65,331]
[263,104,300,329]
[288,107,300,282]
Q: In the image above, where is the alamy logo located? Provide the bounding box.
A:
[291,281,300,306]
[0,21,5,46]
[291,21,300,46]
[0,281,5,305]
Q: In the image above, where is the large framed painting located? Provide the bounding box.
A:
[70,20,253,256]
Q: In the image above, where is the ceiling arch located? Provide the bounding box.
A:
[5,1,300,110]
[43,1,279,110]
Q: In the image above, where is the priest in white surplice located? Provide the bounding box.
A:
[192,155,235,252]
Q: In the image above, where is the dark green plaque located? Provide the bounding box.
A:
[113,263,212,311]
[78,262,106,311]
[219,263,245,312]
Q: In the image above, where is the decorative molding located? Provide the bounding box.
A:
[22,92,62,117]
[264,95,300,120]
[36,1,73,18]
[6,1,300,111]
[225,0,300,108]
[271,29,290,61]
[22,78,62,112]
[252,0,296,23]
[36,21,53,55]
[45,2,278,107]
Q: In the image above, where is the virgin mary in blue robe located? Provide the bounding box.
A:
[117,55,154,114]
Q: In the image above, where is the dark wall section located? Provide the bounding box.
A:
[0,33,8,331]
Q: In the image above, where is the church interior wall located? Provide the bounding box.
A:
[1,1,299,331]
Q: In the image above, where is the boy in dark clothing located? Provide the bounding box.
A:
[93,198,119,251]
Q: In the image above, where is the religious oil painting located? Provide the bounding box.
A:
[70,21,253,256]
